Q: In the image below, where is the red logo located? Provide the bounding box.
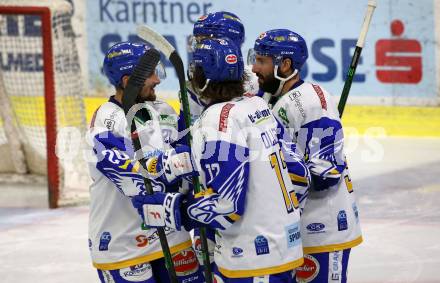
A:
[311,84,327,110]
[225,54,237,64]
[198,15,208,21]
[172,249,199,276]
[218,103,235,132]
[296,254,320,282]
[376,19,422,84]
[194,238,202,251]
[149,212,161,219]
[135,235,148,248]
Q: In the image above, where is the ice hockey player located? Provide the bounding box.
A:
[248,29,363,283]
[177,10,257,267]
[131,37,304,282]
[87,41,203,283]
[177,10,258,141]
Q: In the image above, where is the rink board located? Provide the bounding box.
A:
[83,97,440,138]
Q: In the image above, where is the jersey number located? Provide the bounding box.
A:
[269,151,299,214]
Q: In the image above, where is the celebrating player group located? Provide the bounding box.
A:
[88,10,364,283]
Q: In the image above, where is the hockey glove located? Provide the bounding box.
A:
[146,145,198,185]
[132,192,183,230]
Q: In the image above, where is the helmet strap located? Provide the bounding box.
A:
[199,78,210,92]
[273,65,298,97]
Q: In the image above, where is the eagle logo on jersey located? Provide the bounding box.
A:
[187,162,247,226]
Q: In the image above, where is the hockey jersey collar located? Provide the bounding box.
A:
[257,79,304,98]
[268,79,305,105]
[288,79,304,91]
[109,95,123,108]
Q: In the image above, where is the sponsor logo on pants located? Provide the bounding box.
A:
[119,263,152,282]
[296,254,320,283]
[172,248,199,276]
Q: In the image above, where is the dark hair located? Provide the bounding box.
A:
[191,66,246,103]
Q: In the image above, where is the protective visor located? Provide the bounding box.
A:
[155,61,166,80]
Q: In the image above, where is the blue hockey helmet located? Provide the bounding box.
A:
[193,11,245,48]
[102,41,165,88]
[189,38,243,87]
[249,29,308,72]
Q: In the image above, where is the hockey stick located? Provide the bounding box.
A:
[338,0,377,117]
[137,25,213,283]
[121,48,178,283]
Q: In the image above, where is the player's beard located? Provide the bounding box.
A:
[136,86,157,103]
[257,71,281,95]
[136,94,156,103]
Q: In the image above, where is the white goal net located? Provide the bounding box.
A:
[0,0,90,207]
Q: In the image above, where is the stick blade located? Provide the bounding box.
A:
[137,25,175,59]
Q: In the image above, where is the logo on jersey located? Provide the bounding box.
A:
[285,222,301,248]
[218,103,235,132]
[214,243,222,255]
[135,235,149,248]
[104,119,115,131]
[312,84,327,110]
[352,203,359,223]
[337,210,348,231]
[88,239,92,251]
[119,263,152,282]
[135,227,172,248]
[225,54,238,64]
[306,223,326,233]
[254,235,270,255]
[232,247,243,257]
[247,108,271,124]
[278,107,289,125]
[296,254,320,282]
[288,91,306,118]
[172,249,199,276]
[99,232,111,251]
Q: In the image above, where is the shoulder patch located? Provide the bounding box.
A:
[312,84,327,110]
[218,103,235,132]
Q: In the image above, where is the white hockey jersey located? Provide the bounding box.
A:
[88,96,192,270]
[270,80,362,254]
[183,96,304,278]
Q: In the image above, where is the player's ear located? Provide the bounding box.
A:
[280,58,292,74]
[121,75,130,88]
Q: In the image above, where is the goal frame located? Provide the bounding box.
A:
[0,6,59,208]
